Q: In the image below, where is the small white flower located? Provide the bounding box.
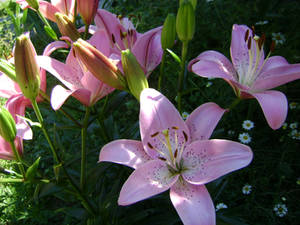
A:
[273,203,288,217]
[242,120,254,130]
[290,129,300,140]
[281,197,286,201]
[216,203,228,211]
[282,122,288,130]
[289,122,298,129]
[242,184,252,195]
[206,81,213,87]
[181,112,189,120]
[272,32,286,45]
[289,102,298,109]
[255,20,269,26]
[238,133,251,144]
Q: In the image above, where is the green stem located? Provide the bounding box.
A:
[227,97,241,111]
[9,141,25,178]
[177,40,189,114]
[36,9,57,40]
[80,106,90,190]
[84,24,90,40]
[31,100,96,216]
[158,50,167,91]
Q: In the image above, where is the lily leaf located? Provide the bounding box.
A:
[166,48,181,64]
[25,157,41,181]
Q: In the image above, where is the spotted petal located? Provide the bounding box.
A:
[99,139,151,169]
[182,139,253,185]
[186,102,226,142]
[170,181,215,225]
[118,159,179,205]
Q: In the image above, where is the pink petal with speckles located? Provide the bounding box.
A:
[182,139,252,185]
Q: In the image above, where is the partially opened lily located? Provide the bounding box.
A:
[95,9,163,75]
[38,30,114,110]
[99,88,253,225]
[189,24,300,130]
[17,0,76,22]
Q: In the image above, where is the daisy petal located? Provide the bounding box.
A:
[182,140,253,185]
[118,160,179,205]
[170,181,215,225]
[251,90,288,130]
[99,139,151,169]
[186,102,226,142]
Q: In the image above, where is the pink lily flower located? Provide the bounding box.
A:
[189,24,300,130]
[95,9,163,76]
[99,88,253,225]
[0,134,23,160]
[37,30,114,110]
[16,0,76,22]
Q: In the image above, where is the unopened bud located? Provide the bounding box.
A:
[14,34,40,101]
[121,49,148,100]
[180,0,197,9]
[176,0,195,42]
[73,39,126,90]
[161,14,176,50]
[0,107,16,143]
[25,0,39,10]
[78,0,99,25]
[55,13,80,41]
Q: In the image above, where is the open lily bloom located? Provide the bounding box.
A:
[189,24,300,130]
[38,30,115,110]
[99,88,253,225]
[17,0,76,22]
[95,9,163,76]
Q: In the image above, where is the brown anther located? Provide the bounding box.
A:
[258,33,266,50]
[251,25,255,34]
[174,149,178,158]
[247,37,252,50]
[151,132,159,137]
[183,131,188,142]
[72,49,76,58]
[112,34,116,43]
[158,157,167,161]
[270,40,276,52]
[244,30,250,42]
[172,126,179,130]
[147,142,154,149]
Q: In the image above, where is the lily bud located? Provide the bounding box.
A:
[0,107,16,143]
[121,49,148,100]
[14,34,40,101]
[55,13,80,41]
[161,14,176,50]
[78,0,99,25]
[180,0,197,9]
[25,0,39,10]
[176,0,195,42]
[0,59,16,82]
[73,39,126,90]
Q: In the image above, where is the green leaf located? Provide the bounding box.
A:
[25,157,41,181]
[0,178,24,183]
[166,49,181,64]
[44,25,58,40]
[53,163,62,181]
[17,115,41,127]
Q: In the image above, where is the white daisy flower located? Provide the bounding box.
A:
[242,184,252,195]
[206,81,213,87]
[289,122,298,129]
[282,122,288,130]
[272,32,286,45]
[242,120,254,130]
[238,133,251,144]
[290,129,300,140]
[216,203,228,211]
[273,203,288,217]
[255,20,269,26]
[181,112,189,120]
[289,102,298,109]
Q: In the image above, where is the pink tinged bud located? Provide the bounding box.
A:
[121,49,148,100]
[73,39,126,90]
[25,0,39,10]
[78,0,99,25]
[0,107,16,143]
[14,35,40,101]
[176,0,195,42]
[55,13,80,41]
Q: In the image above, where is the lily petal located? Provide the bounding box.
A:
[118,159,179,205]
[186,102,226,142]
[99,139,151,169]
[182,139,252,185]
[170,181,215,225]
[0,136,23,160]
[251,90,287,130]
[140,88,189,159]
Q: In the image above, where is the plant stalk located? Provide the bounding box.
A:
[9,141,25,178]
[158,49,167,91]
